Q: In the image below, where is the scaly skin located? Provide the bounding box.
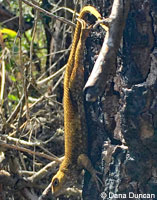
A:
[51,6,107,196]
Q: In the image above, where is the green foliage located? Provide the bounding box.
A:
[9,75,16,82]
[1,28,17,38]
[0,1,47,114]
[8,94,19,102]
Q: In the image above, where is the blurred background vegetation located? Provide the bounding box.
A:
[0,0,87,199]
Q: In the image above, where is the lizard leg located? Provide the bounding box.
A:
[77,154,103,190]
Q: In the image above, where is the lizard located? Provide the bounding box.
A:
[51,5,108,196]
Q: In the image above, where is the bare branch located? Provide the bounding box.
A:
[0,141,62,163]
[21,0,75,27]
[37,64,66,86]
[84,0,131,101]
[38,182,52,200]
[28,160,64,183]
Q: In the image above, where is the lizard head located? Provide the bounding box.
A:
[51,169,76,196]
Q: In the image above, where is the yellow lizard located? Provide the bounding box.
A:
[51,5,108,196]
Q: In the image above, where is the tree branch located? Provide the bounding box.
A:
[0,140,62,163]
[84,0,131,101]
[21,0,75,27]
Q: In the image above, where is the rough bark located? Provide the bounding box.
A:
[83,0,157,200]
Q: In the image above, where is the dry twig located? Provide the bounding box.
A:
[21,0,75,27]
[0,140,62,162]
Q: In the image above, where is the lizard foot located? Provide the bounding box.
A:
[77,154,103,191]
[91,169,103,191]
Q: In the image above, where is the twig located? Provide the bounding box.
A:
[51,73,64,93]
[72,0,79,23]
[30,0,40,6]
[45,49,69,57]
[21,95,45,118]
[28,159,63,183]
[19,170,35,176]
[6,93,25,125]
[19,94,55,125]
[21,0,30,121]
[0,141,62,162]
[17,0,30,132]
[19,151,27,171]
[37,64,66,85]
[9,121,27,136]
[39,145,60,160]
[51,0,62,12]
[39,184,82,200]
[20,188,38,200]
[6,85,47,133]
[52,7,79,16]
[0,50,6,106]
[28,12,39,171]
[84,0,131,101]
[1,16,19,25]
[21,0,75,27]
[37,47,70,82]
[30,10,38,82]
[1,135,41,146]
[18,0,22,82]
[38,182,52,200]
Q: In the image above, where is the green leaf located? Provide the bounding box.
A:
[8,94,19,101]
[10,75,16,82]
[1,28,17,38]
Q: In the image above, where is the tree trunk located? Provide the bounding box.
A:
[83,0,157,199]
